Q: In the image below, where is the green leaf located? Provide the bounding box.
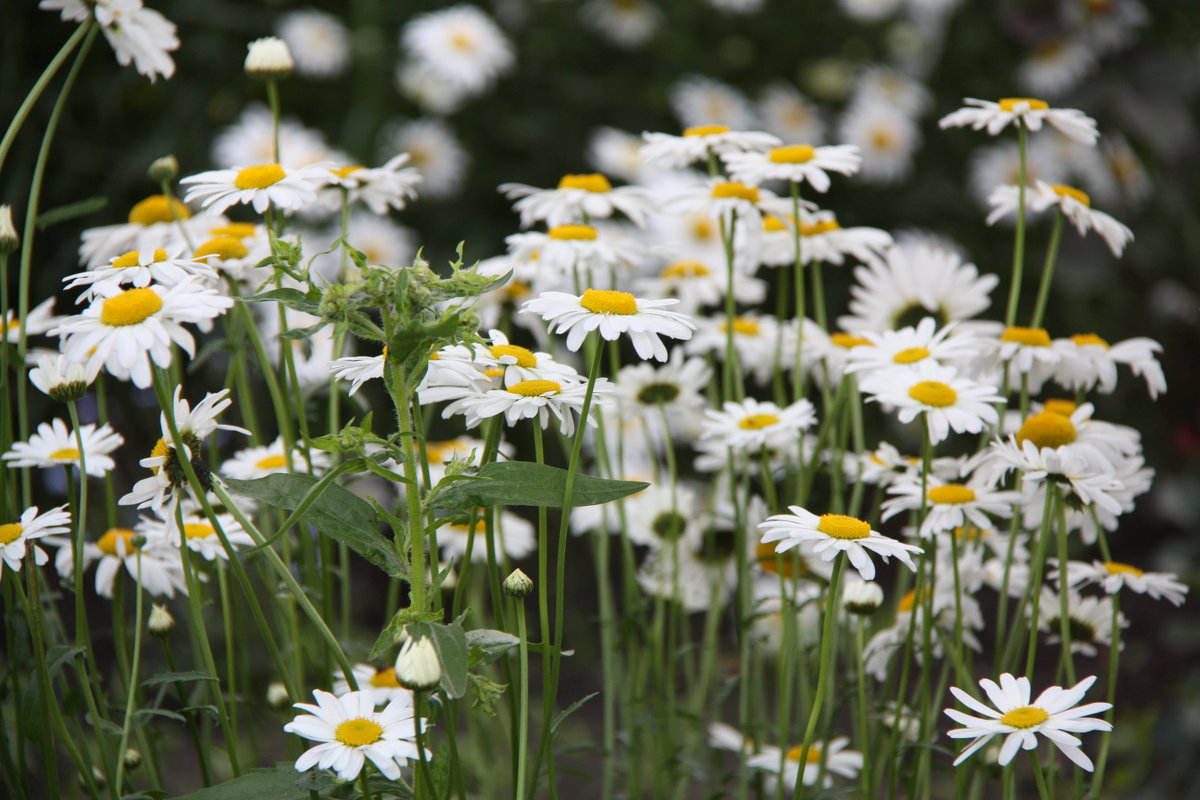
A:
[367,608,442,662]
[551,692,599,735]
[169,765,330,800]
[465,629,520,668]
[428,461,648,509]
[36,196,107,229]
[134,708,186,724]
[467,672,507,716]
[279,321,328,340]
[141,670,218,688]
[243,288,321,315]
[46,645,85,677]
[407,622,469,699]
[225,474,407,579]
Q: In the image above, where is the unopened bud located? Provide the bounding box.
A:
[122,748,142,770]
[130,533,148,549]
[245,37,294,79]
[842,579,884,615]
[147,604,175,636]
[503,568,533,598]
[267,681,291,709]
[0,205,18,254]
[394,635,441,691]
[148,155,179,183]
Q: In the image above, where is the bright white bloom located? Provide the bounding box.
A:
[614,352,710,428]
[863,362,1003,445]
[521,289,694,361]
[722,143,862,192]
[758,209,892,268]
[1051,333,1165,399]
[52,281,234,389]
[29,353,100,401]
[1059,560,1187,607]
[938,97,1098,145]
[181,163,331,216]
[277,10,351,78]
[3,418,123,478]
[636,257,765,314]
[436,511,535,563]
[332,665,416,707]
[40,0,179,82]
[401,5,514,94]
[499,173,657,229]
[79,527,188,599]
[63,246,216,300]
[138,510,253,563]
[440,376,611,437]
[882,476,1019,539]
[504,224,651,285]
[328,351,386,396]
[640,125,780,171]
[978,437,1125,517]
[320,156,422,215]
[945,673,1112,770]
[284,689,428,781]
[845,318,978,377]
[759,507,922,581]
[0,505,71,578]
[244,36,294,77]
[701,398,816,455]
[986,181,1133,257]
[222,436,330,480]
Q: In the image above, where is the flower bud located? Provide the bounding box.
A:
[503,568,533,598]
[244,37,294,79]
[130,533,148,549]
[148,155,179,183]
[842,578,883,615]
[267,681,291,709]
[122,748,142,770]
[147,604,175,637]
[0,205,18,254]
[394,635,441,692]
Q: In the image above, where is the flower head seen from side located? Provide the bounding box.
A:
[2,418,124,478]
[862,362,1003,445]
[499,173,658,229]
[521,289,695,361]
[333,664,416,707]
[758,507,922,581]
[321,155,422,215]
[722,143,862,192]
[41,0,180,82]
[222,436,330,480]
[284,689,428,781]
[1060,560,1188,607]
[180,162,331,216]
[439,375,611,437]
[938,98,1098,145]
[63,247,217,301]
[700,397,817,456]
[986,180,1133,257]
[328,350,386,396]
[639,125,780,170]
[0,505,71,578]
[945,673,1112,770]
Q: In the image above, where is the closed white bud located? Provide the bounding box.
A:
[147,604,175,636]
[122,748,142,770]
[842,578,883,615]
[266,681,291,709]
[395,635,441,691]
[0,205,18,253]
[148,155,179,183]
[245,37,294,78]
[503,568,533,598]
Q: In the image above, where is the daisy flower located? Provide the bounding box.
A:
[709,724,864,790]
[685,314,808,383]
[500,173,658,229]
[401,4,514,94]
[862,362,1003,445]
[978,437,1124,517]
[28,353,101,402]
[759,507,922,581]
[40,0,179,82]
[2,297,60,343]
[0,505,71,579]
[938,98,1099,145]
[521,288,694,361]
[276,9,351,78]
[700,397,817,455]
[639,125,780,171]
[1036,588,1128,657]
[74,195,204,268]
[635,258,766,315]
[759,209,893,268]
[844,317,978,377]
[328,350,386,396]
[504,224,651,286]
[284,689,428,781]
[945,673,1112,770]
[79,526,188,599]
[180,162,331,216]
[881,476,1019,539]
[3,418,123,478]
[623,483,705,549]
[222,436,330,480]
[722,143,862,192]
[440,376,611,436]
[332,665,416,706]
[582,0,662,48]
[1059,560,1188,607]
[986,180,1133,257]
[62,246,217,300]
[137,510,254,563]
[1051,333,1165,399]
[52,281,234,389]
[614,352,710,428]
[319,155,422,216]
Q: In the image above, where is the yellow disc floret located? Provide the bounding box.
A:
[194,237,250,262]
[755,540,806,578]
[370,667,401,688]
[489,344,537,368]
[0,523,23,545]
[831,332,871,349]
[816,514,871,540]
[1016,411,1077,449]
[722,317,761,336]
[769,145,816,164]
[100,288,163,327]
[128,195,191,226]
[547,224,597,241]
[738,414,779,430]
[330,165,364,179]
[234,164,286,190]
[255,454,288,470]
[97,528,136,557]
[893,346,930,364]
[507,380,561,397]
[1000,706,1049,729]
[928,484,976,505]
[763,214,789,232]
[1001,326,1052,347]
[908,381,957,408]
[710,182,760,203]
[557,173,612,193]
[334,718,384,747]
[683,124,730,137]
[183,523,216,539]
[800,219,841,236]
[49,448,80,462]
[998,98,1049,111]
[1071,332,1108,348]
[1042,398,1078,417]
[661,260,711,278]
[1103,561,1143,577]
[1050,184,1091,207]
[580,288,638,315]
[209,223,257,239]
[784,744,823,763]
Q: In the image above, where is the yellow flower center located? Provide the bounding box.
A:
[998,98,1050,111]
[194,237,250,262]
[954,525,988,542]
[330,165,364,178]
[209,223,257,239]
[1071,332,1108,348]
[128,195,191,226]
[547,224,598,241]
[449,29,475,50]
[557,173,612,192]
[1103,561,1143,577]
[722,317,761,336]
[580,288,638,315]
[0,523,23,545]
[690,216,716,241]
[762,214,788,232]
[897,588,918,613]
[800,219,841,236]
[769,144,816,163]
[100,288,163,327]
[999,706,1049,729]
[928,484,976,505]
[234,164,286,190]
[1000,326,1052,347]
[483,368,505,378]
[907,381,957,407]
[1050,184,1091,207]
[870,126,896,151]
[893,346,930,364]
[501,280,532,301]
[489,344,537,368]
[49,448,80,462]
[255,454,288,470]
[816,514,871,540]
[334,718,384,747]
[97,528,136,557]
[831,332,871,349]
[184,523,216,539]
[1016,411,1077,449]
[661,260,711,278]
[710,182,760,203]
[370,667,401,688]
[784,744,823,763]
[149,438,170,475]
[683,124,730,137]
[507,380,561,396]
[755,540,807,578]
[1042,398,1077,417]
[738,413,779,430]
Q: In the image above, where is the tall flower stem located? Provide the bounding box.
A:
[1023,487,1058,677]
[513,590,531,800]
[114,551,147,792]
[1089,593,1121,798]
[790,182,807,403]
[1004,124,1029,328]
[1029,213,1064,329]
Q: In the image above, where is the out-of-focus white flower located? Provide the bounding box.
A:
[382,118,468,199]
[838,101,920,185]
[582,0,661,48]
[939,97,1098,146]
[401,5,514,94]
[277,10,350,78]
[757,83,825,145]
[41,0,179,82]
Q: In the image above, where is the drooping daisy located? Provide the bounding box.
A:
[1058,560,1187,607]
[328,350,386,396]
[2,297,60,343]
[986,180,1133,257]
[1036,588,1128,657]
[52,281,234,389]
[284,689,428,781]
[435,510,535,563]
[181,162,331,216]
[722,143,862,192]
[639,125,780,171]
[0,505,71,579]
[401,4,514,94]
[40,0,179,82]
[499,173,658,229]
[440,376,611,436]
[276,9,351,78]
[319,156,422,216]
[63,246,217,300]
[3,418,123,478]
[332,665,417,706]
[938,98,1099,145]
[759,507,922,581]
[222,436,330,480]
[862,362,1003,445]
[945,673,1112,770]
[700,397,817,455]
[1051,333,1166,399]
[521,288,694,361]
[28,353,100,402]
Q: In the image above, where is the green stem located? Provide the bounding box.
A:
[1029,213,1064,330]
[1004,124,1029,328]
[1024,487,1058,677]
[1030,749,1053,800]
[1088,592,1121,798]
[114,551,147,791]
[514,594,531,800]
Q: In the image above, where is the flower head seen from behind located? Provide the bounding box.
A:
[758,506,922,581]
[945,673,1112,770]
[521,289,694,361]
[284,689,428,781]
